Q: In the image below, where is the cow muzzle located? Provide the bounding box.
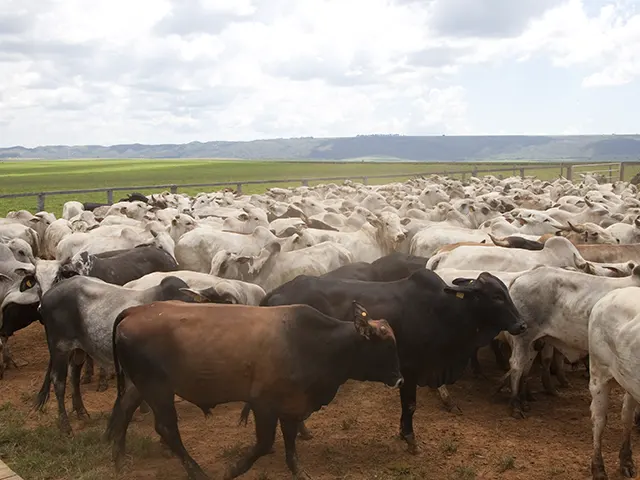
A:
[507,321,527,335]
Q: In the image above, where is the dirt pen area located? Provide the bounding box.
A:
[0,323,632,480]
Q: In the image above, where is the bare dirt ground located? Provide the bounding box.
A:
[0,323,633,480]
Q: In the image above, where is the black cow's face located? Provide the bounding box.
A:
[446,273,526,336]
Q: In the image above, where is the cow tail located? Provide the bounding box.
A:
[112,309,129,399]
[33,358,52,412]
[238,403,253,427]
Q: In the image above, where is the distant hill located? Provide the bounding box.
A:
[1,134,640,162]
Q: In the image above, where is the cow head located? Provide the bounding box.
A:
[350,301,403,388]
[445,272,526,338]
[35,259,79,296]
[1,238,36,265]
[561,221,619,245]
[0,268,42,366]
[367,211,408,248]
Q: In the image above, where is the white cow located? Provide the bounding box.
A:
[505,265,640,418]
[427,236,582,272]
[123,271,266,306]
[210,241,353,293]
[588,286,640,480]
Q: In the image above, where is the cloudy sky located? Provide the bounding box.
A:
[1,0,639,147]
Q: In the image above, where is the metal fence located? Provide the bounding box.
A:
[0,161,633,213]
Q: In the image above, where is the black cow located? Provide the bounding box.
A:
[260,269,526,453]
[321,253,463,415]
[64,245,178,286]
[82,202,111,211]
[323,252,428,282]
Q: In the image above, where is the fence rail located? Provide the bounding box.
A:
[0,162,634,213]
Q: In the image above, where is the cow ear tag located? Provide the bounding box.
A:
[456,292,464,299]
[361,311,367,317]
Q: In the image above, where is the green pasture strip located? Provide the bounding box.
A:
[0,159,630,216]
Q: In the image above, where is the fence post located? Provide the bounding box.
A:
[519,167,525,179]
[107,189,113,204]
[236,183,243,194]
[170,185,178,194]
[37,193,45,212]
[362,176,368,185]
[472,167,478,177]
[620,162,626,181]
[567,165,573,182]
[301,179,309,186]
[560,164,564,178]
[609,165,612,183]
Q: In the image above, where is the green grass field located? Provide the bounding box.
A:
[0,159,635,216]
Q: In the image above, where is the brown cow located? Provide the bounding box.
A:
[106,300,403,480]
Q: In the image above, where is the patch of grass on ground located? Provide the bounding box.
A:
[0,158,631,216]
[0,402,158,480]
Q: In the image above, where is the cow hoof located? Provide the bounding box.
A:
[298,431,313,441]
[591,461,608,480]
[294,470,313,480]
[81,375,92,385]
[96,383,108,393]
[59,421,73,437]
[620,462,636,478]
[447,404,463,415]
[74,409,90,420]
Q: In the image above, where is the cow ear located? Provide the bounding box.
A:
[352,301,372,339]
[238,213,249,221]
[400,217,411,226]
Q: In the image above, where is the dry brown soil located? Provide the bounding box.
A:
[0,322,634,480]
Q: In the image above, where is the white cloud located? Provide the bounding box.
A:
[0,0,639,147]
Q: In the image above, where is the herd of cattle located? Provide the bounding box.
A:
[3,172,640,479]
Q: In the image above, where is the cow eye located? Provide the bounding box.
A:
[20,275,36,292]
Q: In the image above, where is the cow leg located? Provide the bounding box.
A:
[0,338,4,380]
[281,418,311,479]
[470,347,482,375]
[69,350,90,420]
[224,409,278,479]
[0,335,18,371]
[97,366,109,392]
[554,350,570,389]
[51,352,73,435]
[106,381,143,471]
[540,344,558,396]
[81,356,93,384]
[297,421,313,440]
[509,338,539,419]
[398,373,419,454]
[491,338,510,371]
[619,392,637,478]
[589,362,612,480]
[151,397,207,480]
[435,386,462,414]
